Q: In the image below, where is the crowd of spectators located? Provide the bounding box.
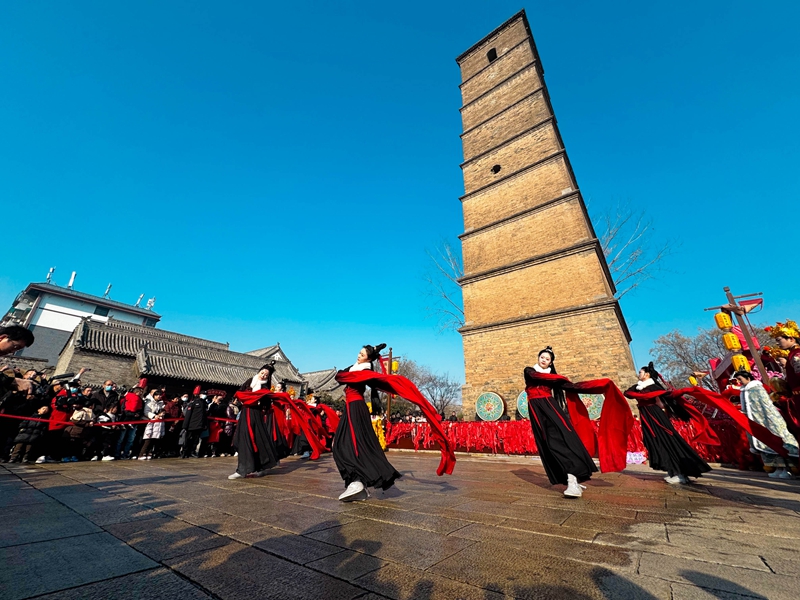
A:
[0,325,244,464]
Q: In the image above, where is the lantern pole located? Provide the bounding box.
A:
[721,287,771,383]
[386,347,393,417]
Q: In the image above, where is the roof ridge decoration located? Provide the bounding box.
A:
[27,282,162,318]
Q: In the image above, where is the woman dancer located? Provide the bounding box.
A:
[624,363,711,484]
[228,362,280,479]
[333,343,456,501]
[734,370,799,479]
[524,347,597,498]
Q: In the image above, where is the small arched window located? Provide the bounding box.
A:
[491,164,501,175]
[487,48,498,63]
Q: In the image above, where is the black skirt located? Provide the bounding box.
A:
[333,399,400,490]
[639,404,711,478]
[265,410,290,460]
[291,432,311,454]
[529,395,598,485]
[233,406,279,476]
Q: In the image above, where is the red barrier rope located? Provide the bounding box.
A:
[0,414,238,426]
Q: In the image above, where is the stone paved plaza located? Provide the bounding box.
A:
[1,452,799,600]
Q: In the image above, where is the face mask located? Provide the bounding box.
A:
[69,388,78,393]
[181,397,189,402]
[105,386,113,392]
[199,394,207,400]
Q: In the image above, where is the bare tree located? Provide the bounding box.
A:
[423,240,465,333]
[597,203,672,299]
[389,358,461,416]
[650,325,772,390]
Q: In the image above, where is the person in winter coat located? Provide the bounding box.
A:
[63,401,94,462]
[89,405,119,461]
[138,390,166,460]
[161,396,183,457]
[182,392,208,458]
[116,387,144,459]
[9,406,50,463]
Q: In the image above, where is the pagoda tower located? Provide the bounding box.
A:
[456,10,636,419]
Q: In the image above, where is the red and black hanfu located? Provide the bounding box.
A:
[524,367,634,485]
[332,365,456,491]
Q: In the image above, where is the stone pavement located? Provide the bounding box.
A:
[1,452,799,600]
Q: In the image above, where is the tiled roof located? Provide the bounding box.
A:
[27,282,162,318]
[74,319,304,385]
[301,367,344,395]
[246,345,280,358]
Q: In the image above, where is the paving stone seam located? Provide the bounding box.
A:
[17,566,162,600]
[0,530,101,551]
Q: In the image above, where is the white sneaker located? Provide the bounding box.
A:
[564,474,583,498]
[776,469,794,479]
[138,456,148,460]
[233,452,238,457]
[35,456,46,464]
[300,451,311,459]
[339,481,366,501]
[91,456,99,461]
[228,472,243,480]
[101,456,115,461]
[664,475,683,484]
[768,469,782,478]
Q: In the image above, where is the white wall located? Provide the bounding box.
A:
[31,293,147,332]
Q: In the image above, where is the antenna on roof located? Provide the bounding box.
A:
[145,297,156,311]
[134,294,144,307]
[45,267,55,284]
[103,284,112,298]
[67,271,77,289]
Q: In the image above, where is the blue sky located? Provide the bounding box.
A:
[1,1,798,378]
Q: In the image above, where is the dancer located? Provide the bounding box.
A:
[228,362,280,479]
[734,369,799,479]
[624,363,711,484]
[333,343,456,502]
[524,347,597,497]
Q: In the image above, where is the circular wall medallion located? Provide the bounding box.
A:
[579,393,605,420]
[516,391,529,419]
[476,392,504,421]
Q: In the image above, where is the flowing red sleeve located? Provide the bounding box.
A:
[624,389,720,446]
[315,404,340,433]
[524,371,633,473]
[566,379,633,473]
[674,386,789,457]
[234,391,327,459]
[335,370,456,476]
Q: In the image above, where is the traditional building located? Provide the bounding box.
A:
[2,279,160,366]
[301,367,344,400]
[55,318,305,395]
[456,11,636,419]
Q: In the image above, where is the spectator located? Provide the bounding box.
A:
[139,406,166,460]
[161,395,183,456]
[207,393,229,457]
[90,380,119,412]
[448,411,458,422]
[63,399,93,462]
[116,386,144,459]
[0,325,35,357]
[182,392,208,458]
[9,406,50,463]
[92,405,119,461]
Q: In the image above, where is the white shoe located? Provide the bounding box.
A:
[339,481,366,502]
[138,456,148,460]
[300,451,311,459]
[233,452,238,456]
[776,469,794,480]
[101,456,115,461]
[228,472,243,480]
[664,475,682,484]
[768,469,782,479]
[91,456,99,461]
[564,474,583,498]
[35,456,46,464]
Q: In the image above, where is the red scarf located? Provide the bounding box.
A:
[624,389,720,446]
[335,370,456,476]
[525,371,633,473]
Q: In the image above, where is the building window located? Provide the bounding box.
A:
[491,164,502,174]
[93,306,109,317]
[487,48,498,63]
[144,317,157,327]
